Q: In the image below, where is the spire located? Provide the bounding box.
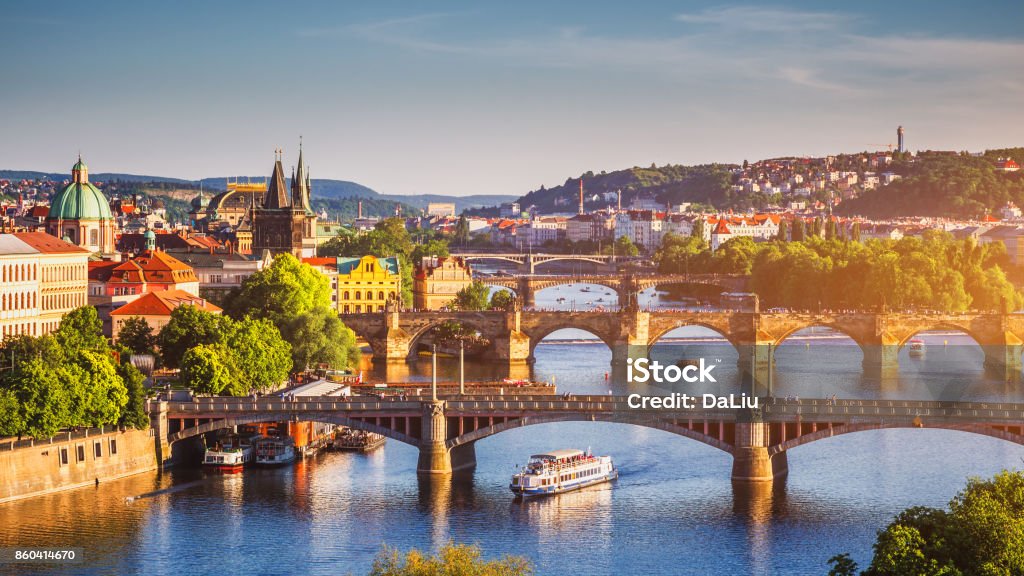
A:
[263,148,290,209]
[291,138,312,213]
[71,154,88,184]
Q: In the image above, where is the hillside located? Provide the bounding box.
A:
[0,171,514,213]
[501,163,738,214]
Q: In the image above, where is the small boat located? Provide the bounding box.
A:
[254,436,297,466]
[510,449,617,498]
[581,287,591,292]
[596,297,604,302]
[909,339,926,357]
[203,433,260,472]
[333,428,386,452]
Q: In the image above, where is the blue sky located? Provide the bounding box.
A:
[2,1,1022,196]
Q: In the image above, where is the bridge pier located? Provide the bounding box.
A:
[149,401,173,468]
[731,419,788,483]
[983,343,1023,381]
[450,442,477,472]
[737,344,774,396]
[417,401,453,475]
[862,344,899,379]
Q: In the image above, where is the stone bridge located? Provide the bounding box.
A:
[480,273,748,307]
[450,252,643,273]
[340,309,1024,383]
[149,396,1024,483]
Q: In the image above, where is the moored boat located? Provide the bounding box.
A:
[333,428,386,452]
[510,449,617,498]
[203,433,260,472]
[254,436,297,466]
[909,339,926,357]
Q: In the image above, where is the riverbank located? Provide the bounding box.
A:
[0,427,157,504]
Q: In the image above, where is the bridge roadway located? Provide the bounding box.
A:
[477,272,748,307]
[342,309,1024,385]
[450,252,643,273]
[149,395,1024,484]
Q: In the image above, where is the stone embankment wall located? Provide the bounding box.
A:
[0,427,157,504]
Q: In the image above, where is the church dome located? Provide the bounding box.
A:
[47,157,113,221]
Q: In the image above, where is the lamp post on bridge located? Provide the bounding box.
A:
[459,340,465,395]
[431,344,438,402]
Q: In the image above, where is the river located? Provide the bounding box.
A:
[2,283,1023,575]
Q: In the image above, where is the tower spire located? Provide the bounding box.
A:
[292,138,312,212]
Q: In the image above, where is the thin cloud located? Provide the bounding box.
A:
[675,6,847,32]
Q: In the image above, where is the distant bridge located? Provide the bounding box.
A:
[450,252,644,273]
[149,395,1024,482]
[479,273,748,307]
[340,309,1024,384]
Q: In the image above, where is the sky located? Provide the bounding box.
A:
[2,1,1023,197]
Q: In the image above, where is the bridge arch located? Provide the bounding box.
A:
[770,422,1024,454]
[460,255,525,266]
[647,322,741,351]
[895,323,988,350]
[772,322,869,351]
[167,412,421,447]
[405,317,499,359]
[445,412,734,454]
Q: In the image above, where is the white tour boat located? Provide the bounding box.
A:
[909,338,926,357]
[203,433,261,472]
[254,436,297,466]
[510,449,617,498]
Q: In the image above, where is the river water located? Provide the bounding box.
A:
[3,284,1024,576]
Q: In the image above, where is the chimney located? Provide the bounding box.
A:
[358,201,363,219]
[578,178,584,215]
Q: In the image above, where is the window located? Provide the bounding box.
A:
[89,229,99,245]
[343,305,350,313]
[76,444,85,462]
[355,305,362,313]
[378,291,385,300]
[354,291,361,300]
[60,447,69,466]
[109,438,117,455]
[94,441,102,458]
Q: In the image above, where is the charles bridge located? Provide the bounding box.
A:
[149,395,1024,483]
[449,252,644,274]
[340,308,1024,384]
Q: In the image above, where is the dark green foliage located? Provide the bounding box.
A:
[836,470,1024,575]
[118,362,149,429]
[452,280,493,311]
[157,305,229,369]
[310,196,418,221]
[116,316,158,358]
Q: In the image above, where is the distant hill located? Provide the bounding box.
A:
[494,164,738,214]
[0,171,516,213]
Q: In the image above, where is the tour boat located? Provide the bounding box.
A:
[909,339,926,357]
[333,428,386,452]
[510,449,617,498]
[203,433,260,472]
[254,436,297,466]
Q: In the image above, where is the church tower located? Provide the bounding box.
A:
[251,144,318,259]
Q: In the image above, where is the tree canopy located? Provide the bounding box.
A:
[369,542,532,576]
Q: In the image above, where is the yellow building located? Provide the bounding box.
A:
[336,255,401,313]
[414,255,474,310]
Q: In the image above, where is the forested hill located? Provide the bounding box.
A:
[511,164,738,213]
[838,148,1024,219]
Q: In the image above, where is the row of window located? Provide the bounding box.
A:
[1,263,37,283]
[43,263,86,283]
[342,305,385,313]
[42,292,84,311]
[57,438,118,466]
[1,322,38,339]
[1,291,37,311]
[341,290,396,301]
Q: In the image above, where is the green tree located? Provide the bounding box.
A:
[117,362,149,429]
[54,306,107,355]
[158,305,228,369]
[3,359,70,438]
[180,344,233,395]
[226,317,293,393]
[0,388,24,437]
[369,542,533,576]
[691,217,705,240]
[776,219,789,241]
[0,333,65,367]
[284,308,360,372]
[452,280,492,311]
[613,235,640,256]
[454,215,470,245]
[490,289,515,311]
[116,316,157,358]
[827,554,859,576]
[70,350,128,427]
[225,253,332,322]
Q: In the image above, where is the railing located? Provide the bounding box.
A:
[0,425,128,452]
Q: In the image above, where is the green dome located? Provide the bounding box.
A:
[48,180,113,221]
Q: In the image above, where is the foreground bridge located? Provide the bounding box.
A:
[480,273,748,307]
[341,309,1024,384]
[150,396,1024,483]
[450,252,643,273]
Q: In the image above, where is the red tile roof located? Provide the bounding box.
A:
[111,289,222,317]
[12,231,90,254]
